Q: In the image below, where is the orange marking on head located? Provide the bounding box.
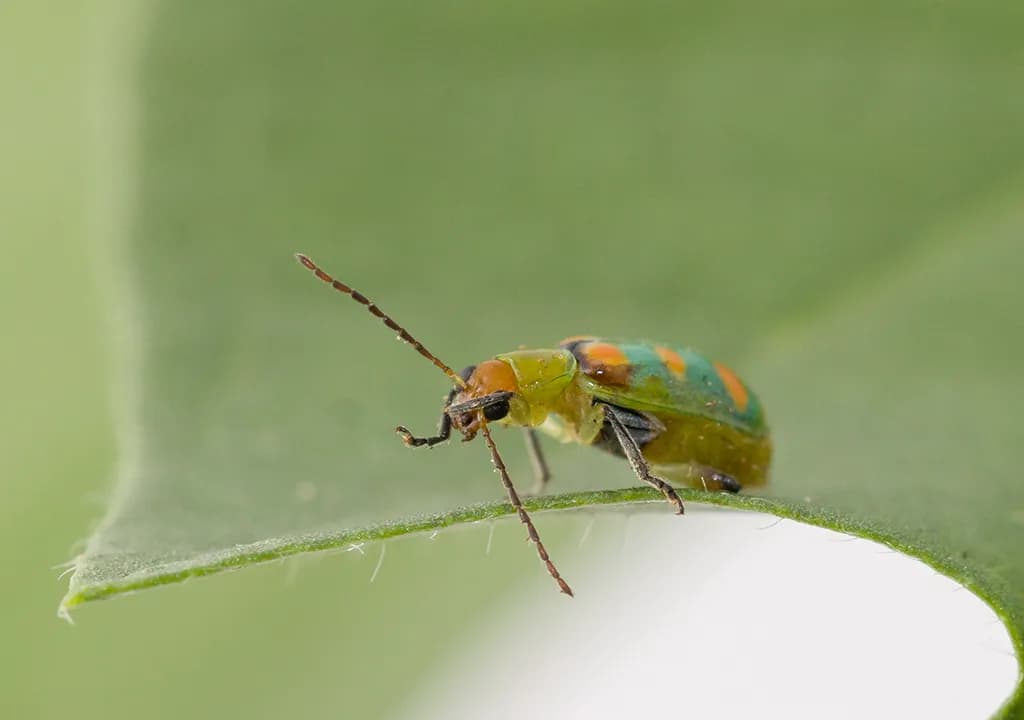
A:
[655,346,686,378]
[714,362,749,412]
[583,342,630,367]
[467,359,519,396]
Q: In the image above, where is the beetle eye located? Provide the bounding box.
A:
[483,400,510,422]
[460,413,475,428]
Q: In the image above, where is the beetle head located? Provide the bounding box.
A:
[448,360,520,440]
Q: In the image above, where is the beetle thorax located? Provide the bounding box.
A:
[495,349,577,426]
[453,350,577,429]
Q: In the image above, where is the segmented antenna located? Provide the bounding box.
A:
[295,254,466,387]
[480,422,574,597]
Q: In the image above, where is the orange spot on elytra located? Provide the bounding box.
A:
[714,362,749,412]
[655,346,686,378]
[578,342,632,386]
[584,342,630,366]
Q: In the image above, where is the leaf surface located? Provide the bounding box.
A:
[65,1,1024,714]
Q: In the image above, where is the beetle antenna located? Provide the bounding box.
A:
[295,253,466,388]
[480,422,573,597]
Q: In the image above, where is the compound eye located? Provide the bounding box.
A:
[459,413,476,428]
[483,399,510,422]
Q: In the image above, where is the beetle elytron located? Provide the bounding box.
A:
[295,254,771,596]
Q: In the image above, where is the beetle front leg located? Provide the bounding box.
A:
[396,417,451,447]
[396,388,457,447]
[602,403,685,515]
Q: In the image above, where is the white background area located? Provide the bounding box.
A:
[401,508,1019,720]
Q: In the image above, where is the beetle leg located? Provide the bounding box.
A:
[694,465,742,494]
[593,404,664,452]
[522,428,551,494]
[656,463,744,494]
[396,387,458,447]
[601,403,685,515]
[400,391,514,446]
[396,415,451,447]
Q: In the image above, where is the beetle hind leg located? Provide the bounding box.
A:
[690,467,742,494]
[657,463,743,494]
[705,469,742,494]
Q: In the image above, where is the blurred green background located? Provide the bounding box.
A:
[3,1,1023,718]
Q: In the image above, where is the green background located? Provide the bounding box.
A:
[3,1,1022,718]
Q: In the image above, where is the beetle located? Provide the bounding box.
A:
[295,254,771,596]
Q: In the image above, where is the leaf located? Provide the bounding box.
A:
[65,1,1023,714]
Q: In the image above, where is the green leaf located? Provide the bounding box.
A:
[65,1,1023,714]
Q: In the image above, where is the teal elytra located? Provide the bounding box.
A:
[562,337,768,437]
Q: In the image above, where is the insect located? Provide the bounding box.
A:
[295,254,771,596]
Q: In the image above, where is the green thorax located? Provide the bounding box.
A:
[495,348,578,426]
